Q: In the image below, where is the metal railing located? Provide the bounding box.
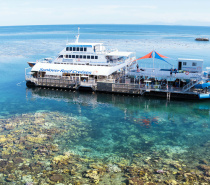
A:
[182,78,201,92]
[26,76,77,88]
[182,74,207,92]
[25,74,206,95]
[80,80,97,87]
[111,82,200,95]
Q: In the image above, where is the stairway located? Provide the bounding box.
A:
[182,77,203,92]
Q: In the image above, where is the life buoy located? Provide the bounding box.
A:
[197,66,201,71]
[185,71,189,75]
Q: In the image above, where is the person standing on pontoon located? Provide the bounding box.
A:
[174,68,177,77]
[136,63,140,72]
[170,68,173,76]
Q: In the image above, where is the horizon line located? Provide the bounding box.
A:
[0,23,210,28]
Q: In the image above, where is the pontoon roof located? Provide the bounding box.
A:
[178,58,203,62]
[107,51,134,57]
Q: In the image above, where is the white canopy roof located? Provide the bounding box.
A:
[66,42,102,46]
[31,62,127,76]
[178,58,203,62]
[107,51,133,57]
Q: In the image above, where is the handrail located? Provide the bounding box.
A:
[182,76,204,92]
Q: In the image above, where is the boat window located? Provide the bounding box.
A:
[69,55,71,58]
[72,55,75,58]
[76,55,79,58]
[80,47,83,51]
[91,56,94,59]
[84,48,87,52]
[80,55,82,58]
[66,47,69,51]
[87,55,90,59]
[192,62,197,66]
[70,47,72,51]
[66,55,69,58]
[83,55,86,59]
[95,56,98,59]
[59,55,63,58]
[73,47,76,51]
[77,47,80,51]
[183,62,187,66]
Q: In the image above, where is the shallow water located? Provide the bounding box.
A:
[0,24,210,184]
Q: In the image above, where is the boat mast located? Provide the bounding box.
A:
[75,27,80,43]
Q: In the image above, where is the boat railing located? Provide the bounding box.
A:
[80,80,97,87]
[111,82,200,94]
[36,57,55,63]
[25,76,38,84]
[127,68,208,80]
[35,77,77,88]
[53,59,124,67]
[26,75,205,95]
[97,79,116,83]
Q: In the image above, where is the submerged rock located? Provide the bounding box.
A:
[167,179,178,185]
[0,159,7,167]
[83,169,100,183]
[4,124,15,130]
[128,177,144,185]
[25,182,33,185]
[199,165,210,171]
[156,169,166,174]
[50,174,63,182]
[6,174,16,182]
[13,157,24,164]
[107,164,121,173]
[22,175,33,184]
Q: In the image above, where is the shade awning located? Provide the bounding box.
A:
[135,50,172,66]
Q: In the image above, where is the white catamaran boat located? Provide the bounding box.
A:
[25,28,136,90]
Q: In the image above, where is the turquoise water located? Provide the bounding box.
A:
[0,25,210,184]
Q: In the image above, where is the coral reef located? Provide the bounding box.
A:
[0,111,209,184]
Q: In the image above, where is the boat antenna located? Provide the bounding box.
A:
[75,27,80,43]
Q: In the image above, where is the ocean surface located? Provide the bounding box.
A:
[0,24,210,184]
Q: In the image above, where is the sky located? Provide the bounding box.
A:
[0,0,210,26]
